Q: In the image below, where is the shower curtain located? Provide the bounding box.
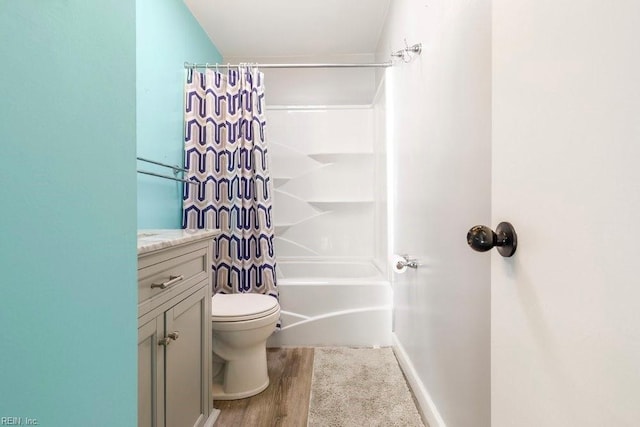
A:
[182,66,277,302]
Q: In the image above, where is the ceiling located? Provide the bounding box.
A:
[183,0,391,58]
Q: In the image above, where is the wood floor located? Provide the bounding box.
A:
[213,347,315,427]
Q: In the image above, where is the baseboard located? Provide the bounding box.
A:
[203,408,220,427]
[392,333,447,427]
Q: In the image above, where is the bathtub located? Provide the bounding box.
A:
[267,259,392,347]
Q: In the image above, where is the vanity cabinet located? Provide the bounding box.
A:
[137,233,217,427]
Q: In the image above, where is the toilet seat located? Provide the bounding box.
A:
[211,293,279,322]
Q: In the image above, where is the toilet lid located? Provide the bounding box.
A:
[211,293,280,322]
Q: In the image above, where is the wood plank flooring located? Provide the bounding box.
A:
[214,347,315,427]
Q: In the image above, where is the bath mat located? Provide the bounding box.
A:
[308,347,425,427]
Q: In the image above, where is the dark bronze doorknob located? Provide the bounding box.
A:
[467,222,517,257]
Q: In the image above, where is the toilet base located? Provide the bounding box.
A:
[212,377,269,400]
[211,346,271,400]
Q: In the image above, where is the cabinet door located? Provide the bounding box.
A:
[164,284,210,427]
[138,316,164,427]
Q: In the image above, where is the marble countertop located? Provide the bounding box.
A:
[137,229,220,255]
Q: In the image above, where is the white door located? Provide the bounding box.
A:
[492,1,640,426]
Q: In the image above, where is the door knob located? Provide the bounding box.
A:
[467,222,517,257]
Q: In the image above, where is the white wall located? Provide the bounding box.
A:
[378,1,491,426]
[492,1,640,426]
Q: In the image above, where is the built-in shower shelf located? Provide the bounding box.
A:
[273,236,320,256]
[275,225,293,234]
[306,199,374,203]
[274,211,332,234]
[307,152,374,164]
[307,200,374,209]
[273,177,292,187]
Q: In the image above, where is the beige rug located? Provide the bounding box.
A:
[308,347,425,427]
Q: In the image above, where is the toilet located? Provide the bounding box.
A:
[211,293,280,400]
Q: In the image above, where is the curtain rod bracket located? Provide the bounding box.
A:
[391,41,422,62]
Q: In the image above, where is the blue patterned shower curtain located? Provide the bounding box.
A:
[182,67,277,301]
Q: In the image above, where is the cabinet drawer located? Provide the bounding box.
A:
[138,246,208,305]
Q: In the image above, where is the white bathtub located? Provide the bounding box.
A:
[267,259,392,347]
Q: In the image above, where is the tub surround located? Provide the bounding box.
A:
[137,229,220,255]
[267,108,377,260]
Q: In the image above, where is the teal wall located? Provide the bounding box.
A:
[137,0,222,228]
[0,2,136,427]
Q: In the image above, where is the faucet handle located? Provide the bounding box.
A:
[397,255,419,269]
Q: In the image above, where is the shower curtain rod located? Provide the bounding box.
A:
[184,61,393,69]
[184,42,422,70]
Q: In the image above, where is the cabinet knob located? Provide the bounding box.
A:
[158,331,180,347]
